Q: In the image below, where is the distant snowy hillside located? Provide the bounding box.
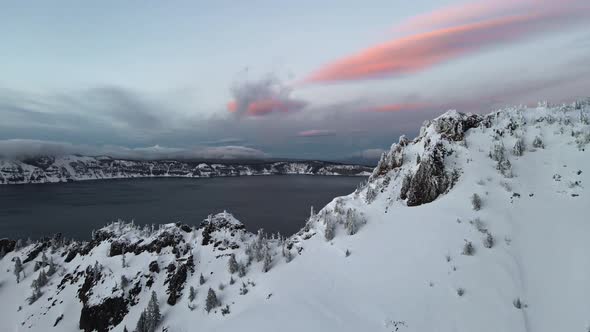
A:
[1,100,589,332]
[0,158,371,184]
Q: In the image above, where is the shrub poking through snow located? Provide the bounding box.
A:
[483,233,494,249]
[513,137,525,156]
[471,193,482,211]
[345,249,351,257]
[457,288,465,296]
[221,305,231,316]
[462,241,475,256]
[199,273,206,285]
[533,136,544,149]
[497,159,513,178]
[513,298,522,309]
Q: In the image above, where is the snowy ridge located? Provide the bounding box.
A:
[0,158,371,185]
[0,100,589,332]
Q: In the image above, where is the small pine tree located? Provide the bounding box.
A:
[188,286,196,302]
[123,326,128,332]
[199,273,206,285]
[228,254,238,274]
[134,310,148,332]
[345,249,351,257]
[533,136,544,149]
[229,276,235,285]
[14,257,23,283]
[36,269,48,288]
[121,254,126,268]
[471,193,482,211]
[513,137,525,156]
[324,217,336,241]
[205,288,220,313]
[345,208,358,235]
[146,291,161,332]
[237,263,246,277]
[263,249,272,273]
[47,258,57,276]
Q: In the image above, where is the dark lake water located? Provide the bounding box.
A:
[0,176,363,240]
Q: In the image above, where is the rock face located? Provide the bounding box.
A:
[79,296,128,332]
[405,142,457,206]
[0,157,372,185]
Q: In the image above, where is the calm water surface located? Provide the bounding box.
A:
[0,176,363,240]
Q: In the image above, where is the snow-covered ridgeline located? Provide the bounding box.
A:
[0,100,589,332]
[0,158,372,185]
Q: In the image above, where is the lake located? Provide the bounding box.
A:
[0,176,364,240]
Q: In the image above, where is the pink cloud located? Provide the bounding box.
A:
[297,129,337,137]
[364,103,429,113]
[227,98,306,117]
[305,0,589,83]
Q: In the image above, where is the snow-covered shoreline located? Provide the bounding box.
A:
[0,158,372,185]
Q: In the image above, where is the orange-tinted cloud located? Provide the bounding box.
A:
[305,0,589,83]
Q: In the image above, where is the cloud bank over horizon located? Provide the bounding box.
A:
[0,1,588,160]
[0,139,269,161]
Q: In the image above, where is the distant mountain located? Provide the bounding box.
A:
[0,157,372,184]
[1,100,589,332]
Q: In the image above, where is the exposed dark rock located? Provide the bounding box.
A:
[406,143,454,207]
[23,242,49,264]
[0,238,16,255]
[79,296,128,332]
[128,281,142,306]
[432,112,482,141]
[166,264,188,306]
[149,260,160,273]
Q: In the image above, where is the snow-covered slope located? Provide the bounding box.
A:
[0,158,371,184]
[1,101,589,332]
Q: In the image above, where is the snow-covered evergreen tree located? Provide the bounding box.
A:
[14,257,23,283]
[513,137,525,156]
[146,291,161,332]
[324,217,336,241]
[206,288,220,313]
[228,253,238,274]
[262,247,272,273]
[47,258,57,276]
[188,286,196,302]
[134,310,147,332]
[199,273,206,285]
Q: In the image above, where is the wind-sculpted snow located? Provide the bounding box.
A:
[0,100,589,332]
[0,158,372,184]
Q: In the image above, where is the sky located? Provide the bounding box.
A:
[0,0,589,161]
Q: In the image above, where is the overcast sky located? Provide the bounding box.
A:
[1,0,589,160]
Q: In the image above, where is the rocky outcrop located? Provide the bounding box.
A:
[79,296,128,332]
[405,143,457,206]
[0,238,16,255]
